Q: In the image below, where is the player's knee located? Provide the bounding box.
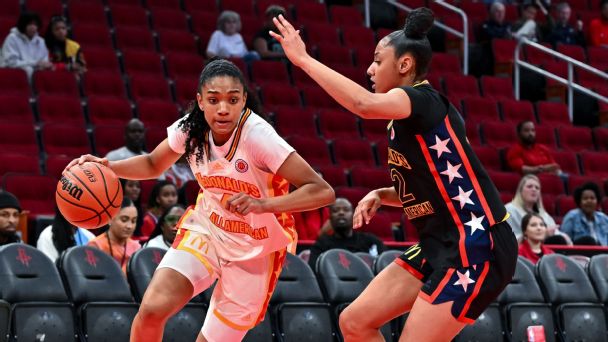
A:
[137,298,173,323]
[339,306,360,336]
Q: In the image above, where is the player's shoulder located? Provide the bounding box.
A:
[241,111,277,139]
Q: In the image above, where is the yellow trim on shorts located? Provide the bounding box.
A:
[213,309,255,331]
[176,230,214,277]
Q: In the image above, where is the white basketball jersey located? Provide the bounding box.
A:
[167,109,297,261]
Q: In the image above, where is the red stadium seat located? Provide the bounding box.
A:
[303,23,341,45]
[87,96,133,126]
[0,0,20,19]
[556,195,576,216]
[557,126,593,152]
[301,85,341,110]
[94,125,124,157]
[462,97,500,123]
[334,186,369,208]
[165,52,205,80]
[492,39,518,76]
[109,4,149,28]
[332,138,375,167]
[33,70,79,97]
[567,175,604,196]
[25,0,63,25]
[0,123,38,154]
[220,0,255,16]
[552,150,580,175]
[0,68,29,96]
[461,2,487,24]
[315,165,348,187]
[129,75,172,101]
[259,84,302,108]
[429,53,461,75]
[42,123,91,157]
[68,2,108,26]
[481,122,517,148]
[537,173,566,196]
[150,9,189,31]
[360,119,389,142]
[542,194,557,216]
[0,95,33,124]
[37,95,85,126]
[350,166,392,189]
[45,155,74,179]
[80,47,120,73]
[115,27,156,52]
[480,76,514,100]
[556,44,587,62]
[273,107,317,138]
[285,136,331,167]
[190,11,217,40]
[534,125,558,148]
[341,26,375,48]
[184,0,218,12]
[579,151,608,179]
[593,127,608,151]
[3,174,56,216]
[145,126,167,150]
[443,74,480,99]
[524,43,553,66]
[472,145,503,171]
[295,2,328,24]
[147,0,182,9]
[315,44,354,68]
[352,43,376,68]
[83,71,127,99]
[0,153,39,176]
[330,6,364,26]
[375,139,388,166]
[256,0,292,16]
[536,101,570,126]
[173,77,198,107]
[291,67,316,87]
[317,109,360,139]
[465,122,481,146]
[487,171,521,194]
[72,25,113,49]
[587,47,608,69]
[250,60,290,85]
[157,30,199,54]
[333,65,369,88]
[136,100,180,128]
[361,211,394,241]
[499,99,537,123]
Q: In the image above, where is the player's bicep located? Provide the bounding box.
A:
[275,152,325,188]
[360,88,412,120]
[147,139,183,174]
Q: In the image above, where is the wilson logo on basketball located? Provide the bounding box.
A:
[59,176,84,201]
[81,168,97,182]
[235,159,248,173]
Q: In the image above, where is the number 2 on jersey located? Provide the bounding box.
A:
[391,169,415,205]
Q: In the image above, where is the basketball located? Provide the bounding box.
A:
[56,162,123,229]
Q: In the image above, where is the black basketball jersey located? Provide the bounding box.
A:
[387,81,507,269]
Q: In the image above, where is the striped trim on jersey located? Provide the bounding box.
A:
[225,108,252,162]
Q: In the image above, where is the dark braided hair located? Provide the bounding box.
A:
[384,7,435,81]
[179,58,263,164]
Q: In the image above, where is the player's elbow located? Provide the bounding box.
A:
[318,183,336,207]
[354,93,381,119]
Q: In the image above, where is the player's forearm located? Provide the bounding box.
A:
[375,187,402,207]
[262,182,335,213]
[108,154,166,180]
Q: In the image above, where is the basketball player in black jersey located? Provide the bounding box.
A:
[271,8,518,341]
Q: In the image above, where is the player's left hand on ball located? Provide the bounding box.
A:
[226,193,266,215]
[269,14,309,67]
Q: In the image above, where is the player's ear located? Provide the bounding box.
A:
[196,93,204,111]
[398,55,413,76]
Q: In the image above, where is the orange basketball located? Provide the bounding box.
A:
[56,162,123,229]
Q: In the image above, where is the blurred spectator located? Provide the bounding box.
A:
[88,198,141,273]
[513,2,542,41]
[479,2,513,42]
[506,120,561,175]
[253,5,287,60]
[159,155,194,189]
[44,15,86,76]
[0,11,53,79]
[0,191,22,246]
[141,181,178,237]
[206,11,260,62]
[293,207,330,240]
[505,175,565,242]
[518,212,555,264]
[105,119,147,161]
[144,204,185,250]
[561,182,608,245]
[37,206,95,262]
[121,179,143,235]
[545,2,585,46]
[308,198,386,268]
[589,0,608,47]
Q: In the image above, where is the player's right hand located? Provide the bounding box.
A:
[64,154,109,174]
[353,190,382,229]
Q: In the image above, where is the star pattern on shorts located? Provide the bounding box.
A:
[440,161,463,184]
[464,213,485,235]
[451,186,475,209]
[429,135,452,158]
[454,270,476,292]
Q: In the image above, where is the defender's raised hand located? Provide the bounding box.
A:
[269,15,310,67]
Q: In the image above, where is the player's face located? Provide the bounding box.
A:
[367,39,403,93]
[579,189,598,215]
[157,185,178,209]
[162,206,185,242]
[110,206,137,240]
[198,76,247,145]
[0,208,19,235]
[521,179,541,205]
[525,215,547,243]
[124,180,141,201]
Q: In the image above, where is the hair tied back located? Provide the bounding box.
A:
[403,7,435,40]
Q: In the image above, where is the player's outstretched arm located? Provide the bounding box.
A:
[353,187,401,228]
[226,152,335,216]
[270,15,412,120]
[65,139,181,180]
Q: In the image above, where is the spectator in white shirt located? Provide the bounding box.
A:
[37,207,95,262]
[105,119,147,161]
[144,204,185,250]
[206,10,260,62]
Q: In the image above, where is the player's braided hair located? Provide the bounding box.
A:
[385,7,434,81]
[179,58,263,164]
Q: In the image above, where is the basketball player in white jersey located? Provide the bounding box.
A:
[66,58,335,342]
